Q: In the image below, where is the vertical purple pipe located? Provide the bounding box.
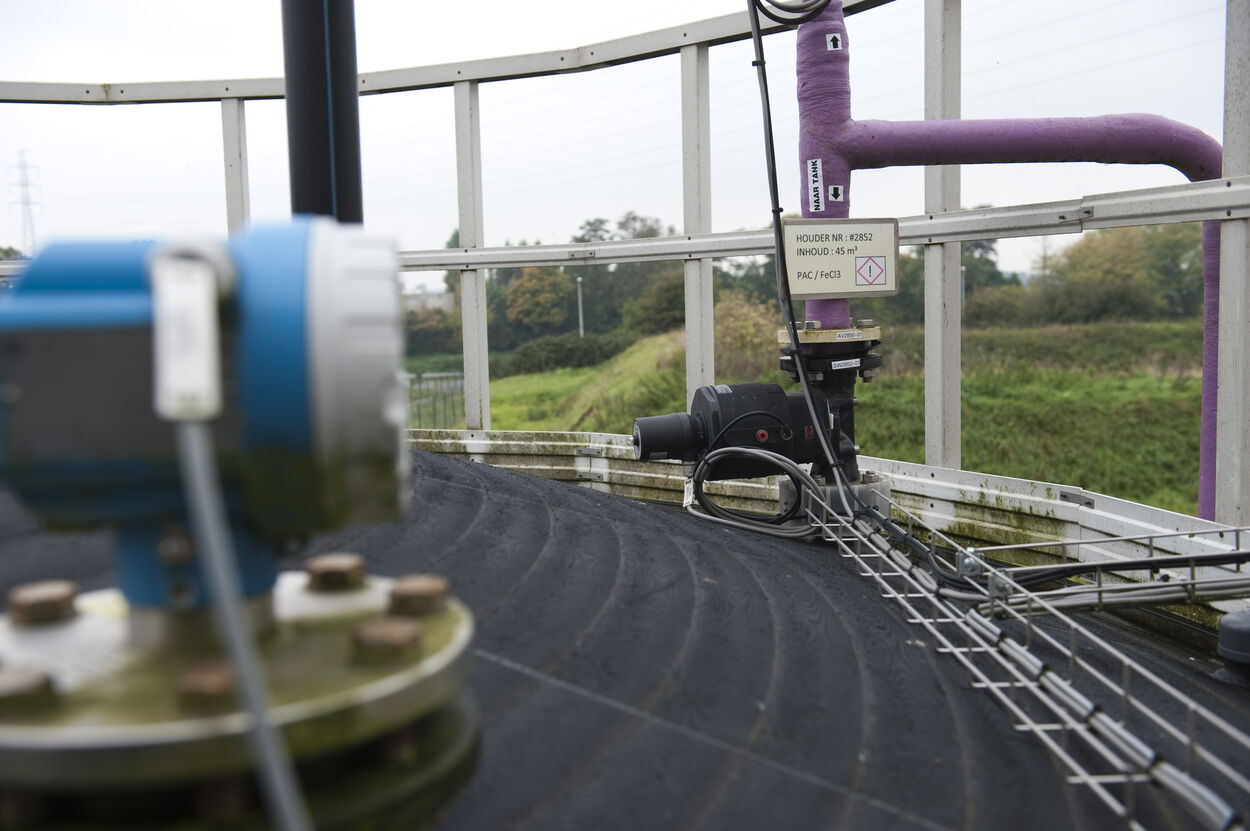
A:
[797,2,1223,517]
[797,3,852,330]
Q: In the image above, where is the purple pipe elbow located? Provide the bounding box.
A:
[797,1,1223,517]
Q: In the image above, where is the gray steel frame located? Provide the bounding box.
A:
[923,0,962,469]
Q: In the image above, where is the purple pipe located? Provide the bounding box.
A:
[798,2,1223,518]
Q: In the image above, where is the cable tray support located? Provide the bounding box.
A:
[805,489,1250,831]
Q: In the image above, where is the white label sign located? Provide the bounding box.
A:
[826,33,842,51]
[782,218,900,299]
[806,158,824,213]
[150,256,223,420]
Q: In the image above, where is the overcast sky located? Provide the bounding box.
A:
[0,0,1228,289]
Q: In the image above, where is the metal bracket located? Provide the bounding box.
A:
[957,548,985,577]
[1056,208,1093,224]
[1059,490,1095,509]
[575,447,605,457]
[987,572,1013,599]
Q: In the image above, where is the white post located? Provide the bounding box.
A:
[681,43,715,407]
[220,98,250,233]
[577,276,584,337]
[1217,0,1250,523]
[923,0,961,469]
[454,80,490,430]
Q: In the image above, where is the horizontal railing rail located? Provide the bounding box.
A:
[393,176,1250,272]
[7,176,1241,280]
[0,2,891,105]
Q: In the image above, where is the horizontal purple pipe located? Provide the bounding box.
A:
[836,116,1221,182]
[798,2,1223,517]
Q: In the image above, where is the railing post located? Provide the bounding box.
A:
[455,80,490,430]
[923,0,961,469]
[220,98,250,232]
[681,43,715,406]
[1217,0,1250,523]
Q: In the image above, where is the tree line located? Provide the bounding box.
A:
[405,213,1206,358]
[408,212,691,356]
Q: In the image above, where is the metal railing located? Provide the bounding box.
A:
[3,1,1249,521]
[408,372,465,430]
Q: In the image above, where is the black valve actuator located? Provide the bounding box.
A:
[633,383,829,480]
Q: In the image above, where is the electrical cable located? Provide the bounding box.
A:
[692,446,807,525]
[752,0,835,25]
[687,446,824,538]
[693,409,806,526]
[1005,549,1250,588]
[175,423,313,831]
[746,0,840,483]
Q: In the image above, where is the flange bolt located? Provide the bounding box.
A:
[8,580,78,625]
[352,617,423,665]
[177,660,236,713]
[389,574,450,617]
[306,552,366,592]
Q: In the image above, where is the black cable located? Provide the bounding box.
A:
[697,409,801,524]
[1007,549,1250,589]
[690,447,823,534]
[858,501,965,584]
[693,448,805,525]
[746,0,839,482]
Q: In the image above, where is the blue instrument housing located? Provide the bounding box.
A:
[0,218,344,609]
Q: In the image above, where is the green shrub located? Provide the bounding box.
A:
[713,291,784,383]
[492,330,637,378]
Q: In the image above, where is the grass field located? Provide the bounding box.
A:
[425,319,1206,515]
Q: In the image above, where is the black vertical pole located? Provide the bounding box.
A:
[280,0,365,222]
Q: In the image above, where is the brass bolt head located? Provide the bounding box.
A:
[8,580,79,625]
[0,666,57,716]
[389,574,450,617]
[177,660,236,713]
[351,617,423,665]
[306,552,366,592]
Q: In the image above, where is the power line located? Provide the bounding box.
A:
[8,151,40,257]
